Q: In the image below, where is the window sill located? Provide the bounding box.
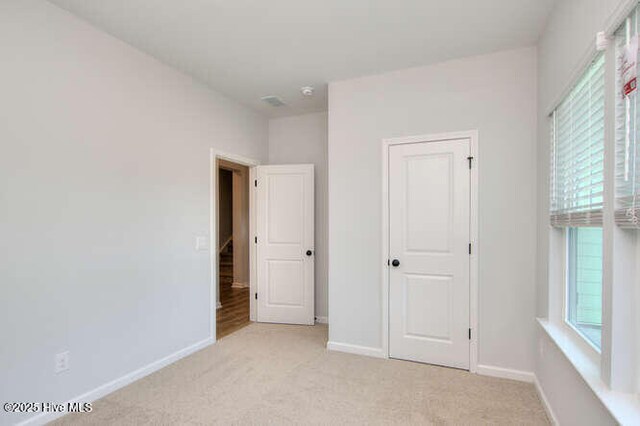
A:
[537,318,640,425]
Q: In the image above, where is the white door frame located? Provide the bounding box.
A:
[209,148,260,342]
[381,130,479,372]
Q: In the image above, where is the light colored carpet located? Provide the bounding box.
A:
[52,324,549,425]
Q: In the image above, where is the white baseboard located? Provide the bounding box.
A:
[534,375,559,425]
[326,341,386,359]
[315,316,328,324]
[476,364,535,383]
[479,367,558,425]
[17,337,214,426]
[231,282,249,289]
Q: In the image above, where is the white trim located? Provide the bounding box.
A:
[476,364,535,383]
[563,318,601,357]
[603,0,639,39]
[549,227,601,366]
[559,227,601,361]
[602,26,640,393]
[381,137,390,359]
[210,149,260,341]
[469,130,479,374]
[534,375,560,426]
[315,316,328,324]
[249,166,257,322]
[326,341,386,359]
[545,0,638,116]
[381,130,479,372]
[538,318,640,425]
[231,282,249,289]
[17,337,214,426]
[212,151,261,170]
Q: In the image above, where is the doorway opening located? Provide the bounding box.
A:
[216,158,251,339]
[210,150,315,339]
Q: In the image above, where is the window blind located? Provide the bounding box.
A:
[615,9,640,229]
[550,54,605,227]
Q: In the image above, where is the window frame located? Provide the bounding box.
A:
[546,227,601,366]
[563,227,603,354]
[616,8,640,229]
[540,3,640,422]
[548,50,607,358]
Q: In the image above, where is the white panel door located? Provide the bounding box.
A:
[388,139,470,369]
[256,164,314,325]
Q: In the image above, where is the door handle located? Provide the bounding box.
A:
[391,259,400,267]
[306,250,313,256]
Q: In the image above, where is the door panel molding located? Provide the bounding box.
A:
[381,130,478,372]
[256,164,315,325]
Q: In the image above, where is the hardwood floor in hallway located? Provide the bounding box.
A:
[217,242,250,339]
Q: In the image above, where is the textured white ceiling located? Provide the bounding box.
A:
[49,0,556,117]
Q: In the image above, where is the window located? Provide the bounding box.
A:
[551,53,605,349]
[541,4,640,417]
[566,227,603,348]
[616,9,640,228]
[550,54,605,226]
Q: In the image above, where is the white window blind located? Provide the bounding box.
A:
[616,8,640,228]
[550,54,605,227]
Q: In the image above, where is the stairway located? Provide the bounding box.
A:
[219,240,233,286]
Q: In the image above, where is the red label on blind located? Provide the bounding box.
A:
[625,77,637,96]
[622,35,639,98]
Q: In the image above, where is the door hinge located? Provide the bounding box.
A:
[254,179,257,187]
[255,292,258,300]
[255,236,258,244]
[467,156,474,169]
[468,243,472,255]
[469,328,472,340]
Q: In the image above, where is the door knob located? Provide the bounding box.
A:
[306,250,313,256]
[391,259,400,267]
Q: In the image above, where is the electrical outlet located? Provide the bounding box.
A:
[54,351,70,374]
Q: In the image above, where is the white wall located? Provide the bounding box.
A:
[536,0,631,423]
[268,112,328,319]
[327,47,538,373]
[0,1,267,424]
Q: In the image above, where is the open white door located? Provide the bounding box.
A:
[388,138,470,369]
[256,164,314,325]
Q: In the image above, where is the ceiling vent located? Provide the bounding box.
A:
[261,96,286,107]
